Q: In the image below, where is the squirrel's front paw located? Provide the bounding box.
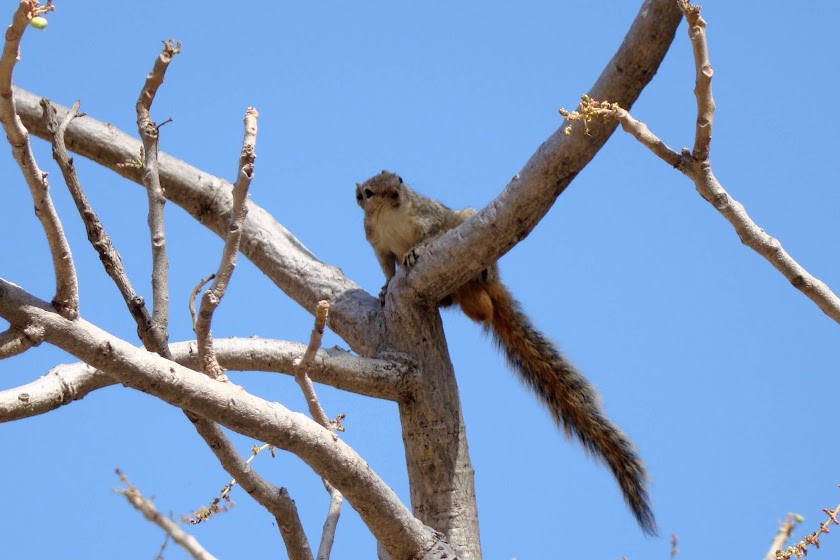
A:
[402,248,418,268]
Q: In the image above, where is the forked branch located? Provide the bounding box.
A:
[560,2,840,324]
[194,107,257,380]
[137,39,181,348]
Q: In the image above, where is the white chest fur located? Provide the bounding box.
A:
[371,205,419,260]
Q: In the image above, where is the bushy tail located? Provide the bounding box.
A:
[482,281,656,535]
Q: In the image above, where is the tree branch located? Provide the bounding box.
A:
[317,479,343,560]
[0,322,43,358]
[294,300,332,427]
[0,338,411,423]
[560,4,840,324]
[195,107,256,380]
[1,1,77,319]
[189,420,314,560]
[374,2,684,553]
[137,39,180,349]
[293,300,345,558]
[390,0,685,306]
[679,1,714,160]
[41,97,165,350]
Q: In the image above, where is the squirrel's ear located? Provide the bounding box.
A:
[381,169,388,175]
[355,182,361,188]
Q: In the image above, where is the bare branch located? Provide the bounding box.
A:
[688,165,840,322]
[137,39,181,349]
[190,420,314,560]
[115,469,218,560]
[0,339,411,423]
[0,279,453,560]
[195,107,257,381]
[764,513,799,560]
[0,322,43,358]
[292,300,346,557]
[0,1,77,319]
[389,0,685,307]
[0,362,111,421]
[294,300,332,427]
[560,6,840,324]
[678,1,714,160]
[317,480,343,560]
[41,98,168,351]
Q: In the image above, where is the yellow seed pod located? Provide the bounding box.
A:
[30,16,48,30]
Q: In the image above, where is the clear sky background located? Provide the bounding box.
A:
[1,2,838,559]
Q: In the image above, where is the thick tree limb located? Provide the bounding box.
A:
[392,0,685,307]
[0,278,454,560]
[0,338,410,423]
[379,1,684,554]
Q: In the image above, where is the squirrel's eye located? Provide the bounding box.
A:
[364,188,374,198]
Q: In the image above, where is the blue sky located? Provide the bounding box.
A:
[1,2,839,559]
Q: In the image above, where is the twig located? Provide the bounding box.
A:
[136,39,181,350]
[42,98,170,352]
[114,469,218,560]
[294,300,332,427]
[189,421,314,560]
[317,479,343,560]
[772,503,840,560]
[670,532,679,560]
[293,300,345,558]
[194,108,257,381]
[678,0,714,160]
[154,533,171,560]
[0,1,78,319]
[764,513,800,560]
[560,4,840,324]
[189,274,214,330]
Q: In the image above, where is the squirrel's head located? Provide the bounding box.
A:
[356,170,404,212]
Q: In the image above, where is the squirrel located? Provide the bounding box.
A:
[355,170,656,535]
